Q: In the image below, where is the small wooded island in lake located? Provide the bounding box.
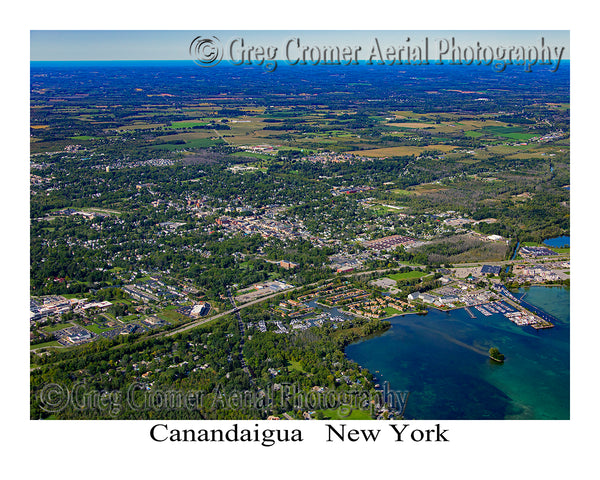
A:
[489,347,505,363]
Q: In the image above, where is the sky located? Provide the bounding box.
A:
[30,30,570,61]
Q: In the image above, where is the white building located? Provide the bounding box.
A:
[419,293,436,304]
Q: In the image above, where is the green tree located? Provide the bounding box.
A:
[489,347,505,362]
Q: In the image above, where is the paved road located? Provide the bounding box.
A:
[161,255,571,338]
[227,287,254,383]
[163,285,310,337]
[34,251,569,354]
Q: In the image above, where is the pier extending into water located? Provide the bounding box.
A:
[498,286,558,326]
[517,299,558,328]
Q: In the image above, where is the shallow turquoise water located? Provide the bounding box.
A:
[345,286,570,419]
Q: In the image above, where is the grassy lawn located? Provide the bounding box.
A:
[391,189,413,196]
[465,130,483,138]
[481,126,535,141]
[157,308,187,323]
[116,122,166,131]
[320,408,374,420]
[80,207,122,215]
[83,323,113,334]
[355,144,457,158]
[148,137,224,150]
[369,205,401,215]
[384,306,403,316]
[387,271,427,281]
[114,298,133,306]
[61,293,86,300]
[100,312,118,322]
[30,340,61,350]
[168,121,211,129]
[42,322,73,333]
[70,135,96,140]
[288,360,306,373]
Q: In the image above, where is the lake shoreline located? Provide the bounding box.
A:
[343,285,570,420]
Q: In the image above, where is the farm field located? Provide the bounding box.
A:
[29,56,570,425]
[387,271,428,281]
[352,145,458,157]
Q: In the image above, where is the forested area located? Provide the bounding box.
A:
[31,312,389,419]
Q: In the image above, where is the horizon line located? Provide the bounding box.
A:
[30,59,571,64]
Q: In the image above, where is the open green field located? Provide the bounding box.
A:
[80,207,122,216]
[487,145,534,155]
[70,135,96,140]
[453,157,481,164]
[42,322,73,333]
[388,122,435,128]
[384,306,403,316]
[387,271,427,281]
[351,144,457,158]
[31,340,61,350]
[83,323,113,334]
[387,121,468,135]
[391,183,449,196]
[381,116,546,143]
[368,204,402,215]
[319,408,374,420]
[169,121,211,129]
[149,137,225,150]
[390,188,413,196]
[465,131,483,138]
[157,308,187,323]
[61,293,85,300]
[390,110,430,119]
[113,298,133,306]
[116,122,166,131]
[481,126,536,141]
